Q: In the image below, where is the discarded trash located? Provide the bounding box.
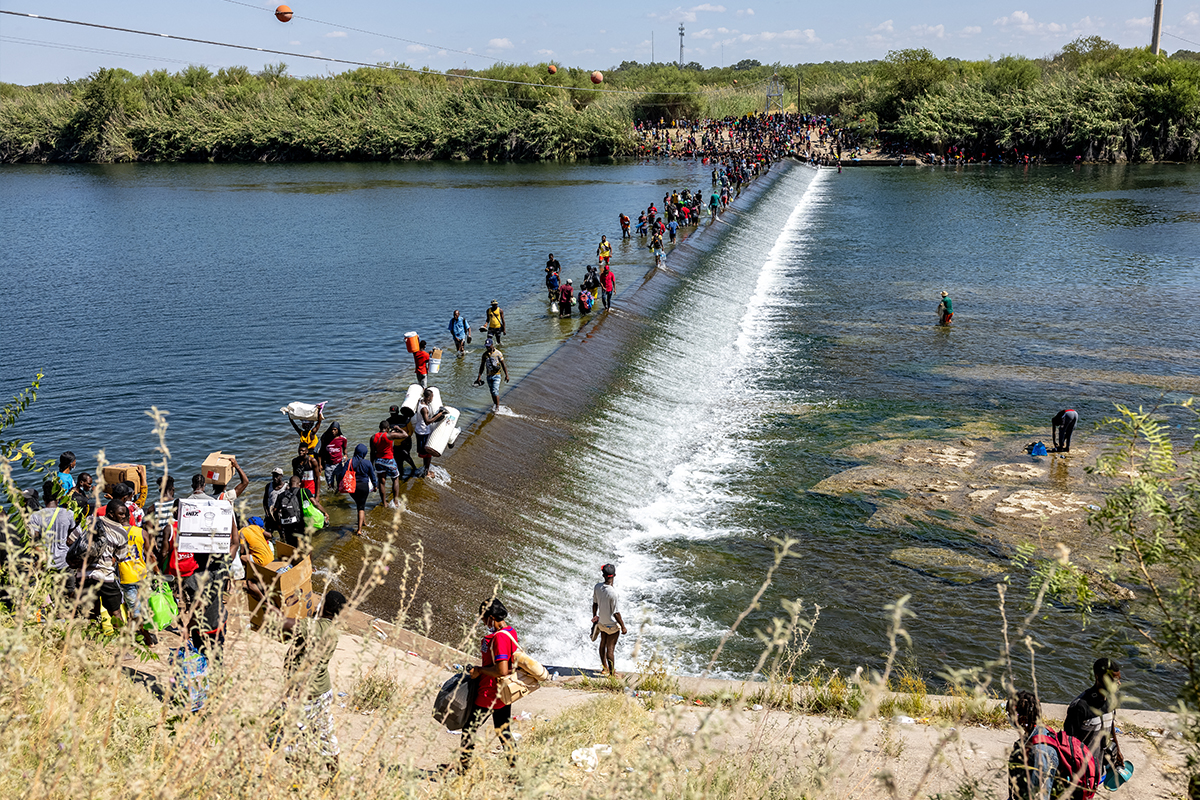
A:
[406,651,421,658]
[515,711,533,721]
[551,671,560,682]
[668,694,684,703]
[337,692,348,697]
[1087,504,1101,511]
[571,744,612,772]
[896,715,916,724]
[751,704,764,711]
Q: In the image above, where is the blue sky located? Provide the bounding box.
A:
[2,0,1199,84]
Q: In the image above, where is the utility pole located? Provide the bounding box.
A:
[679,23,685,67]
[1151,0,1164,54]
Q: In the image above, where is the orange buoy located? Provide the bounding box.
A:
[590,71,603,84]
[275,5,293,22]
[548,64,557,75]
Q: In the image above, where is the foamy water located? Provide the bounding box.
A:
[515,167,829,673]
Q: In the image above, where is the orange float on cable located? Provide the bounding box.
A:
[548,64,557,75]
[275,5,293,22]
[590,71,603,84]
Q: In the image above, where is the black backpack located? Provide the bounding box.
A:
[65,525,107,571]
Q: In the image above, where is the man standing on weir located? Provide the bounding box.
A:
[591,563,627,677]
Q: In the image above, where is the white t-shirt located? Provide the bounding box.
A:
[413,401,434,435]
[593,582,620,628]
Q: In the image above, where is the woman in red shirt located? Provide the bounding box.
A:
[460,599,518,771]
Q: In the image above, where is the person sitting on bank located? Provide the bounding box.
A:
[1007,690,1060,800]
[1064,657,1125,776]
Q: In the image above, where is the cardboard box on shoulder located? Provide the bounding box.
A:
[102,463,148,505]
[245,542,317,630]
[202,451,235,486]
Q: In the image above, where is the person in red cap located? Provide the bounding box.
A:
[591,563,627,676]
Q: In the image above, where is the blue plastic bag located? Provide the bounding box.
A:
[1031,442,1048,456]
[169,642,209,712]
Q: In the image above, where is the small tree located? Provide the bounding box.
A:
[1089,401,1200,790]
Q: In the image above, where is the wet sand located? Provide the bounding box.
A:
[341,160,800,641]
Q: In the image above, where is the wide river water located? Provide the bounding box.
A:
[3,159,1198,708]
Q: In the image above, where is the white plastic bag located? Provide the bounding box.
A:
[279,401,325,420]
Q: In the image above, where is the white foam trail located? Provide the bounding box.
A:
[520,169,831,674]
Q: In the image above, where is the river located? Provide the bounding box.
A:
[3,159,1198,708]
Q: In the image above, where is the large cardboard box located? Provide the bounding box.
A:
[202,451,235,486]
[102,463,148,505]
[245,542,317,629]
[177,495,234,554]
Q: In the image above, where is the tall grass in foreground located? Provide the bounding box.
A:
[0,378,1196,798]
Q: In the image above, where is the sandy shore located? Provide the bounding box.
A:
[128,597,1190,798]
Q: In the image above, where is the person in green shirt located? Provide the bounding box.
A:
[938,290,954,326]
[281,590,346,780]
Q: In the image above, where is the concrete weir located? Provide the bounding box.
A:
[350,159,802,640]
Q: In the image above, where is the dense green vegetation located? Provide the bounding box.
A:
[1,37,1197,162]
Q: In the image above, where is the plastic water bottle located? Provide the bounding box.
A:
[551,671,560,682]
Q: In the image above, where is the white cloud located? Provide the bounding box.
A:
[1125,17,1152,29]
[911,23,946,39]
[961,26,982,35]
[872,20,894,34]
[325,31,347,38]
[372,48,386,56]
[407,44,429,53]
[692,3,726,11]
[653,7,697,22]
[1184,12,1199,26]
[308,50,323,57]
[487,38,514,50]
[289,40,300,46]
[695,28,715,39]
[735,8,754,16]
[992,10,1069,35]
[536,48,555,56]
[738,28,819,44]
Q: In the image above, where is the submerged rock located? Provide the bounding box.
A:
[888,546,1006,585]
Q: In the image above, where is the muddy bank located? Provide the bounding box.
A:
[807,420,1141,600]
[339,160,800,641]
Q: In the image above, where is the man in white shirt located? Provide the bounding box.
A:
[591,563,627,677]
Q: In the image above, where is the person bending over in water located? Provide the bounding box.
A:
[1052,409,1078,453]
[474,339,510,413]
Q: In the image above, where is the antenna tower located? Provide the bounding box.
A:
[765,72,784,114]
[679,24,685,67]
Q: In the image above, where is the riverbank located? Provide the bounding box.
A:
[30,595,1185,800]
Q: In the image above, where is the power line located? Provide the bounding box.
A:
[217,0,501,62]
[0,9,741,97]
[1162,31,1200,48]
[1,34,222,68]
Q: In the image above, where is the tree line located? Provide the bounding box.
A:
[0,37,1196,162]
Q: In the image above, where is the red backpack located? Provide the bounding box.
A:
[1030,728,1101,799]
